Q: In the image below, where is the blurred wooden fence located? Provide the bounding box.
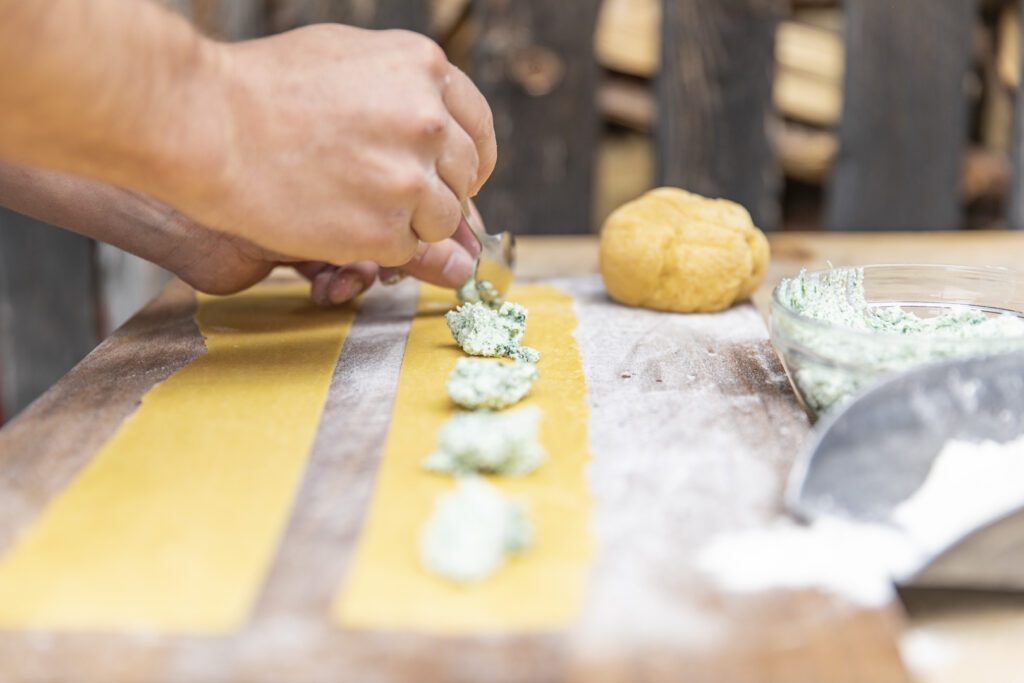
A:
[52,0,1024,234]
[2,0,1023,420]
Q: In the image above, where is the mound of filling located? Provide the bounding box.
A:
[425,406,546,476]
[446,301,540,363]
[419,477,533,583]
[446,357,539,410]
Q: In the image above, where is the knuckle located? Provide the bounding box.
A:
[413,36,449,75]
[422,205,461,242]
[412,108,447,139]
[394,168,427,198]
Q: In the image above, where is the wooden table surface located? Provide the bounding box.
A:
[0,231,1022,682]
[521,231,1024,683]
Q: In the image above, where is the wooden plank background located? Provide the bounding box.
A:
[1010,0,1024,231]
[826,0,973,231]
[472,0,602,236]
[2,0,1023,420]
[268,0,429,32]
[0,209,98,419]
[657,0,785,231]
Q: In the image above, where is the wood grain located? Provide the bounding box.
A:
[472,0,602,235]
[192,0,267,40]
[0,209,98,420]
[4,235,1024,681]
[268,0,429,32]
[826,0,972,231]
[657,0,784,231]
[1010,0,1024,230]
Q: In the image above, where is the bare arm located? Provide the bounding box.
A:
[0,162,284,295]
[0,0,497,268]
[0,1,220,196]
[0,161,480,301]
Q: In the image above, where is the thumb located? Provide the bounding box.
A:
[379,238,475,289]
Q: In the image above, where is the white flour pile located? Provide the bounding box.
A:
[697,433,1024,606]
[893,435,1024,551]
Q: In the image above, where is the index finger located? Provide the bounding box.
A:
[444,65,497,196]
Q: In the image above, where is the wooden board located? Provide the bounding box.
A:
[657,0,783,231]
[0,236,925,682]
[472,0,602,235]
[0,208,98,420]
[1010,3,1024,230]
[268,0,428,31]
[191,0,265,39]
[267,0,429,33]
[826,0,972,231]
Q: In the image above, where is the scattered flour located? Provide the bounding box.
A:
[695,516,916,607]
[893,434,1024,553]
[697,433,1024,605]
[899,628,961,678]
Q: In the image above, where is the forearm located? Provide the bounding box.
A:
[0,162,204,276]
[0,0,225,200]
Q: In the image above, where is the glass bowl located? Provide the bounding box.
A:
[770,264,1024,418]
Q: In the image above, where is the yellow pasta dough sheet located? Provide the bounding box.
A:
[0,282,355,632]
[335,283,594,634]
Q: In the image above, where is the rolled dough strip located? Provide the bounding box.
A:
[334,283,594,634]
[0,282,356,632]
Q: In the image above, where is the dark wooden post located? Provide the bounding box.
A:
[0,210,99,419]
[1009,0,1024,230]
[269,0,428,32]
[658,0,783,231]
[827,0,972,231]
[472,0,602,235]
[193,0,268,40]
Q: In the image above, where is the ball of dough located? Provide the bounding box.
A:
[599,187,770,313]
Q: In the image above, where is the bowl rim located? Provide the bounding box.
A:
[770,263,1024,345]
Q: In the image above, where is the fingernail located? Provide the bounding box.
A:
[312,270,333,306]
[380,269,408,285]
[442,249,475,285]
[329,273,361,303]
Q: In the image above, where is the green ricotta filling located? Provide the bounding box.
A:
[446,301,540,362]
[419,477,533,583]
[424,406,546,476]
[778,268,1024,337]
[457,277,504,309]
[446,357,539,410]
[775,267,1024,414]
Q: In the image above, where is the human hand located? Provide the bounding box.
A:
[0,161,481,305]
[132,202,482,305]
[158,25,496,269]
[173,210,481,306]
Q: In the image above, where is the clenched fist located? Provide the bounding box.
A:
[2,2,497,288]
[163,25,496,267]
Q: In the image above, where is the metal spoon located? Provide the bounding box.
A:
[461,200,516,302]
